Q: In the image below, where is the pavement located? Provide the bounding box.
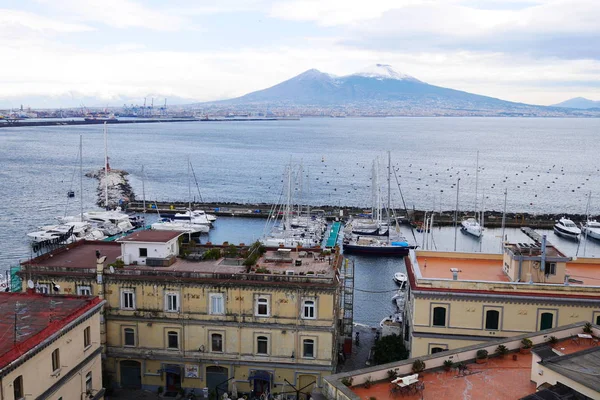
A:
[337,323,378,373]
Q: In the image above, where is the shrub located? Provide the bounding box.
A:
[387,369,398,380]
[223,244,239,258]
[443,360,453,368]
[340,377,353,387]
[243,241,266,266]
[157,386,164,394]
[548,336,558,345]
[109,258,125,268]
[363,376,373,389]
[412,359,426,373]
[476,349,488,359]
[583,322,593,334]
[373,334,409,365]
[495,344,509,355]
[203,248,222,260]
[521,338,533,349]
[369,397,377,400]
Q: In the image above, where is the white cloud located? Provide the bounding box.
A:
[0,9,93,34]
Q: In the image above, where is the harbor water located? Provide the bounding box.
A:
[3,117,600,325]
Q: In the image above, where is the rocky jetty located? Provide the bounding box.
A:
[85,167,135,209]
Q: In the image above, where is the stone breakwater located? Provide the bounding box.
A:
[85,168,135,209]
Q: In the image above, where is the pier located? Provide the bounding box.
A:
[325,221,342,248]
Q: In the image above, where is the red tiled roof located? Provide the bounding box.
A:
[0,293,103,371]
[21,240,121,270]
[117,230,183,243]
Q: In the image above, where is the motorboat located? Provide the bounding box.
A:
[151,219,208,235]
[391,290,406,311]
[173,210,214,226]
[583,220,600,240]
[27,221,106,243]
[343,232,414,256]
[554,217,581,240]
[380,313,403,328]
[393,272,408,288]
[60,208,134,234]
[461,218,483,238]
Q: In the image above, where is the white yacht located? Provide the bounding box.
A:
[393,272,407,288]
[27,221,106,243]
[60,208,134,235]
[583,220,600,240]
[173,210,215,225]
[554,217,581,240]
[461,217,483,238]
[151,219,208,235]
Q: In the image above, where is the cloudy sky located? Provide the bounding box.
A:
[1,0,599,107]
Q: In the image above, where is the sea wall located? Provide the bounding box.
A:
[86,168,135,209]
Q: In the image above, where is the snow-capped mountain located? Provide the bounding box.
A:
[349,64,420,82]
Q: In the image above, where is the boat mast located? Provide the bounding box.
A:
[103,122,109,210]
[454,177,460,251]
[583,191,591,257]
[475,150,479,221]
[141,165,146,214]
[387,151,391,244]
[500,188,507,253]
[80,134,83,221]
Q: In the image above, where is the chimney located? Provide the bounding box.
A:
[564,274,570,286]
[96,250,107,284]
[540,235,547,273]
[450,268,461,280]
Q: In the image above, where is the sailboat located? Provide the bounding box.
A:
[461,151,483,238]
[343,152,414,256]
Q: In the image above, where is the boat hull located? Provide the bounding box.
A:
[343,243,412,256]
[554,225,579,240]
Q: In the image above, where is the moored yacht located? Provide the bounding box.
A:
[583,220,600,240]
[393,272,407,288]
[461,217,483,238]
[554,217,581,240]
[151,219,208,235]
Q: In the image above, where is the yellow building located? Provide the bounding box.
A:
[0,292,105,400]
[405,239,600,357]
[20,230,345,397]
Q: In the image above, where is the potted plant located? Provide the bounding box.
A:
[495,344,509,358]
[340,377,353,387]
[476,349,488,364]
[363,376,373,389]
[520,338,533,354]
[387,369,398,380]
[412,359,426,375]
[583,322,593,334]
[548,336,558,347]
[443,360,453,371]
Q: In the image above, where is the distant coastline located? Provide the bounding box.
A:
[0,117,298,128]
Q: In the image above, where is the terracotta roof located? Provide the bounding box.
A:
[0,293,103,371]
[117,230,183,243]
[22,240,121,270]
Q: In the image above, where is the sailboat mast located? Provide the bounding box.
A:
[387,151,391,244]
[500,188,507,253]
[454,177,460,251]
[475,150,479,219]
[80,134,83,221]
[141,165,146,214]
[103,122,109,210]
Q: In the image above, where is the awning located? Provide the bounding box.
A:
[248,370,272,382]
[163,365,182,375]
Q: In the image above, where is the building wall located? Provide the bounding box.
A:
[0,312,103,400]
[533,365,599,399]
[409,295,600,357]
[121,239,178,265]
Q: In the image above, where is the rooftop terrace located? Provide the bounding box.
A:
[325,322,600,400]
[0,293,103,371]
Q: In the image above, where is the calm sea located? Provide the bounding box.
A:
[3,117,600,325]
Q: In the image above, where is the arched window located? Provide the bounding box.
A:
[167,331,179,349]
[485,310,500,330]
[256,336,268,355]
[540,313,554,330]
[211,333,223,352]
[432,307,447,327]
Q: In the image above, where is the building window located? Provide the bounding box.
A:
[596,315,600,326]
[256,336,268,355]
[77,286,92,296]
[165,292,180,312]
[167,331,179,349]
[124,328,136,347]
[209,293,225,315]
[51,349,60,372]
[431,347,446,354]
[545,262,557,276]
[13,375,23,399]
[85,371,92,392]
[303,339,315,358]
[84,326,91,348]
[211,333,223,352]
[121,289,136,310]
[540,312,554,330]
[485,310,500,330]
[36,283,50,294]
[139,248,148,257]
[302,299,316,319]
[255,296,270,317]
[432,307,447,327]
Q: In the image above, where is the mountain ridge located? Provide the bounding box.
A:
[552,97,600,109]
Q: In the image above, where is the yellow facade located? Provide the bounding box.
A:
[0,301,104,400]
[406,249,600,358]
[20,240,343,396]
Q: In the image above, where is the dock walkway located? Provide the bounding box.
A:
[325,222,342,248]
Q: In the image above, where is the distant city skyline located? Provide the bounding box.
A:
[1,0,599,108]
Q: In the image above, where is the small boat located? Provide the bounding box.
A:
[391,290,406,311]
[461,217,482,238]
[151,219,208,235]
[582,220,600,240]
[380,313,403,328]
[393,272,407,288]
[554,217,581,240]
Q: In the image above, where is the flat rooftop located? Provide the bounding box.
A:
[22,241,121,270]
[0,293,103,371]
[417,255,509,282]
[118,230,182,243]
[351,338,597,400]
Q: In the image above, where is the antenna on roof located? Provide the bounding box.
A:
[27,280,34,289]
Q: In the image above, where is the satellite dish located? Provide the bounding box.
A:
[27,280,34,289]
[109,266,115,274]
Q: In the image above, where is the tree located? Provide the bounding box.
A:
[372,334,409,365]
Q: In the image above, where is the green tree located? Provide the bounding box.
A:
[372,334,409,365]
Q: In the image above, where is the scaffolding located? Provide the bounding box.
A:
[341,258,354,337]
